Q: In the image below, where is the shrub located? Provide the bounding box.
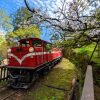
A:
[63,47,90,86]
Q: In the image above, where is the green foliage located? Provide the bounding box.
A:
[12,7,33,30]
[75,43,100,86]
[63,47,89,70]
[53,33,91,49]
[6,25,41,46]
[0,9,13,32]
[6,7,41,46]
[95,8,100,21]
[79,48,87,54]
[53,39,74,49]
[0,36,7,59]
[0,36,6,47]
[94,66,100,86]
[75,43,100,65]
[63,47,90,87]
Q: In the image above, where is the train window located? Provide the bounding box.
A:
[21,41,30,47]
[45,43,52,50]
[33,40,42,47]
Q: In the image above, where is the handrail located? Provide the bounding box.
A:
[0,65,7,67]
[81,65,94,100]
[0,65,8,81]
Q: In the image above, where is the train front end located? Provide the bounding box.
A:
[7,38,38,89]
[6,38,62,89]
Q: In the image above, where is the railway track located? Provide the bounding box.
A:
[0,85,21,100]
[0,85,8,92]
[1,90,20,100]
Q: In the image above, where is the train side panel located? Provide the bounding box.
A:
[7,38,62,69]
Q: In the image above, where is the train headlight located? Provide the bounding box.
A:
[7,48,11,53]
[29,47,34,52]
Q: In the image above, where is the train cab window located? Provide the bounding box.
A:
[20,41,30,47]
[32,40,42,47]
[45,43,52,50]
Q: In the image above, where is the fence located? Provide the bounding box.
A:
[0,65,9,81]
[81,65,94,100]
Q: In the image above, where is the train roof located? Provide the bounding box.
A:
[18,38,52,44]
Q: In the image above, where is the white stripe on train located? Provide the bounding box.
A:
[8,51,61,65]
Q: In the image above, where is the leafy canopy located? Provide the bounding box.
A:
[6,25,41,46]
[0,36,7,58]
[0,9,13,32]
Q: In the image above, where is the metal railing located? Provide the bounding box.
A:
[0,65,8,81]
[81,65,94,100]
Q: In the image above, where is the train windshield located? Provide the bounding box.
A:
[20,40,30,47]
[32,40,42,47]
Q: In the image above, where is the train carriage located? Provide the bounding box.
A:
[7,38,62,89]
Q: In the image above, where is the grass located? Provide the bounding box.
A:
[75,43,100,66]
[24,58,78,100]
[75,42,100,87]
[0,81,7,87]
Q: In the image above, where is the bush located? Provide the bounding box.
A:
[63,47,89,72]
[63,47,90,86]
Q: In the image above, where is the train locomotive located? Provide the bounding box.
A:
[7,38,62,89]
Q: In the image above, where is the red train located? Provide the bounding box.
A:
[7,38,62,89]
